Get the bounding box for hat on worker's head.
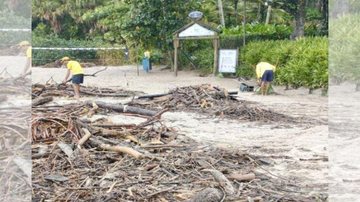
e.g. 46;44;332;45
60;57;70;62
18;41;30;47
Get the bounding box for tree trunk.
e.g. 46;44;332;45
257;2;261;21
234;0;239;24
218;0;226;27
291;0;306;40
316;0;322;11
321;0;328;35
265;5;272;24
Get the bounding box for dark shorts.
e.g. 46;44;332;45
261;70;274;82
72;74;84;84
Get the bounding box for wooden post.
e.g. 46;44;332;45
174;38;179;77
243;0;246;47
265;5;272;24
213;38;219;76
136;46;139;76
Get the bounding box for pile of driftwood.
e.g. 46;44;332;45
130;84;300;123
32;83;139;99
31;101;323;201
0;75;32;201
0;71;31;99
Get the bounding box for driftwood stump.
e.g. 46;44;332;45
32;96;53;106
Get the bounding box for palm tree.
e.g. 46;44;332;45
218;0;226;27
32;0;106;34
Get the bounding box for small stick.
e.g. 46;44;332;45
77;128;92;149
89;137;143;159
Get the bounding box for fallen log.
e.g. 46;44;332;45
86;101;157;117
137;93;170;99
228;173;256;182
89;137;143;159
92;127;128;137
80;90;129;97
188;188;223;202
228;90;238;95
141;144;185;149
32;96;53;106
203;169;235;196
91;123;137;129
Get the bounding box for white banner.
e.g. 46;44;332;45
0;28;31;32
218;49;238;73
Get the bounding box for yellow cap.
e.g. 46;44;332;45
19;41;30;46
60;57;70;62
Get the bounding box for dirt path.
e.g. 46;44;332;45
32;65;329;198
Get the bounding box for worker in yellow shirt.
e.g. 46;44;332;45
256;62;276;95
18;41;31;76
60;57;84;101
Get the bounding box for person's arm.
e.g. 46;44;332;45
256;64;261;79
22;47;31;75
63;69;70;83
22;58;31;75
255;64;262;86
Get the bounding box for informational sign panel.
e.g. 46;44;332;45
218;49;238;73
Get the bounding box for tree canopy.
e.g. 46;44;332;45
32;0;329;49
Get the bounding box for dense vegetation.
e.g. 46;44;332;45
329;13;360;90
0;0;31;48
0;0;334;90
240;37;328;91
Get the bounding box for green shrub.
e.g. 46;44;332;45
194;47;214;74
177;40;214;74
240;37;328;90
221;24;293;41
329;14;360;85
236;63;254;79
0;11;30;48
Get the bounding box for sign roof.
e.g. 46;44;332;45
177;23;217;38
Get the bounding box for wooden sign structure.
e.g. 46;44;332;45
172;21;219;76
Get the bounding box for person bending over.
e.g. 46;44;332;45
60;57;84;101
256;62;276;95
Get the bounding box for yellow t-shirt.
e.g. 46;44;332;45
26;47;31;58
144;51;150;58
67;61;84;75
256;62;276;79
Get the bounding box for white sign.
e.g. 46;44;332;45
218;49;238;73
179;23;216;38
